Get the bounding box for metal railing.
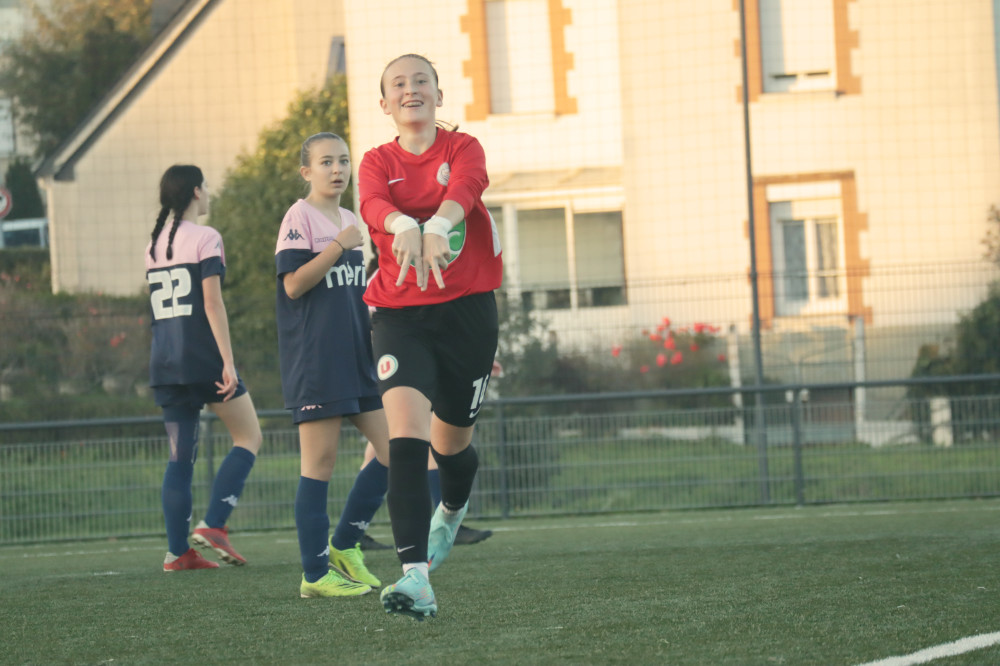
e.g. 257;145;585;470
2;376;1000;545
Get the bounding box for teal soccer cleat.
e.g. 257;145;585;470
380;568;437;621
427;501;468;572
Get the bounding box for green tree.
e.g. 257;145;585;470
0;0;153;157
912;205;1000;398
209;76;351;408
3;158;45;220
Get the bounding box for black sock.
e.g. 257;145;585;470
387;437;431;563
430;445;479;512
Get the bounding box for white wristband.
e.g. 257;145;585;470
389;214;419;235
422;215;454;239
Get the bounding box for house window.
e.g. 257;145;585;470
492;205;626;311
485;0;554;114
461;0;577;120
737;0;860;102
767;183;846;316
574;211;626;307
760;0;835;93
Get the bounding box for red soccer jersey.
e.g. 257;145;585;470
359;130;502;307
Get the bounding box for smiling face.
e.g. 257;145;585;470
300;136;351;199
379;55;443;127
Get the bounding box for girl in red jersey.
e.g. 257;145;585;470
359;54;502;620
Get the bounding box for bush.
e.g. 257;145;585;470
0;257;153;419
908;280;1000;441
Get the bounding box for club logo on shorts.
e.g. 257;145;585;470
377;354;399;380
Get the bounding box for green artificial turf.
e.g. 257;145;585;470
2;500;999;665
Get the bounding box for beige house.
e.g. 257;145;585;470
36;0;344;295
34;0;1000;384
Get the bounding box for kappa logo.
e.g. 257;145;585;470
377;354;399;380
284;228;304;242
349;520;371;531
221;495;239;507
318;544;330;558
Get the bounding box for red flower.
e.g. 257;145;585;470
656;353;667;367
611;345;622;358
690;343;700;352
693;322;706;334
671;352;684;365
662;316;671;328
717;353;727;363
664;336;676;351
649;333;659;342
639;365;650;374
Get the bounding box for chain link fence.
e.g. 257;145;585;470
4;378;1000;545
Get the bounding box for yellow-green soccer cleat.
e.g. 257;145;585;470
380;568;437;621
299;569;372;598
427;501;468;572
330;540;381;587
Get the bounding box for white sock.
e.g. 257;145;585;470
403;562;429;578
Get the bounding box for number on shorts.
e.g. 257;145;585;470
148;268;193;320
469;373;491;412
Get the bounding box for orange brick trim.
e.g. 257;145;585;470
460;0;490;121
734;0;763;103
833;0;861;94
549;0;578;115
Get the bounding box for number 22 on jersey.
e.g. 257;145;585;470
148;267;193;320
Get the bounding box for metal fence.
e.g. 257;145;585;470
2;377;1000;545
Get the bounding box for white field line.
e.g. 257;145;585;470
855;631;1000;666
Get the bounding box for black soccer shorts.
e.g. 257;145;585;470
371;291;498;427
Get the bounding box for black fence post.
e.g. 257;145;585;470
791;389;805;506
497;401;510;519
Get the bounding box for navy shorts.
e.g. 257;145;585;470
292;395;383;425
153;378;248;411
371;291;498;427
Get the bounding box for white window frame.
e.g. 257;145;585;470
492;198;626;311
767;181;847;317
759;0;836;94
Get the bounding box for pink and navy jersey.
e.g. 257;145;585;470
275;200;378;409
144;219;226;387
359;129;503;308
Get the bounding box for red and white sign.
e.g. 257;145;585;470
0;187;11;220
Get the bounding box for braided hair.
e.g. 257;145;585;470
149;165;204;261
